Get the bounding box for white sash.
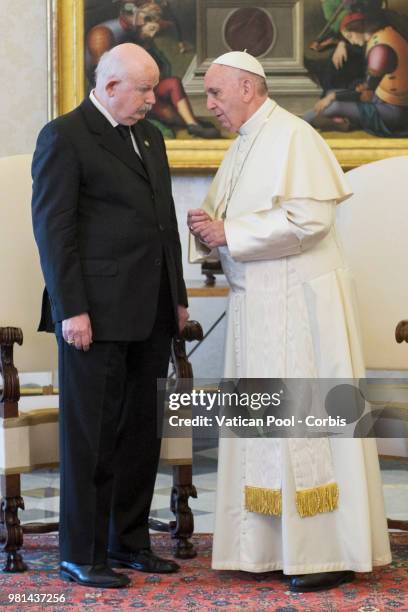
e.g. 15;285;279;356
243;258;339;518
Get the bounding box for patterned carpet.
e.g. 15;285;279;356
0;533;407;611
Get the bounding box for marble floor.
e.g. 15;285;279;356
18;445;408;534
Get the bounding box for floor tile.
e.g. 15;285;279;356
20;509;59;524
195;448;218;461
21;486;59;498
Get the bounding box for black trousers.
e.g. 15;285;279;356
57;273;174;564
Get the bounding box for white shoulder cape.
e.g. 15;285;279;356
189;102;351;262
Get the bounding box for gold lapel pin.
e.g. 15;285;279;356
144;140;150;147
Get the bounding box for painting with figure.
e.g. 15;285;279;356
303;0;408;136
84;0;219;138
84;0;408;139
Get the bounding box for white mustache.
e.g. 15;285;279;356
138;104;153;113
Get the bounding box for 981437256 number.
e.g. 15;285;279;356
8;593;66;603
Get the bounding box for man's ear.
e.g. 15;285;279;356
106;79;119;97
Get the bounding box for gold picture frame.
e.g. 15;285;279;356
50;0;408;171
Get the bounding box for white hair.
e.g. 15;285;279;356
95;49;129;87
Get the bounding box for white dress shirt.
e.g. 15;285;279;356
89;90;142;157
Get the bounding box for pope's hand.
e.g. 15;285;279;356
62;313;93;351
187;208;212;235
197;220;227;248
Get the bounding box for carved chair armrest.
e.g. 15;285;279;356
171;320;204;383
395;321;408;343
0;327;23;418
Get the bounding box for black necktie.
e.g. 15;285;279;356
116;124;133;151
116;124;147;172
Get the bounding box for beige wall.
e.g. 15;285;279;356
0;0;48;157
0;2;57;374
0;154;58;374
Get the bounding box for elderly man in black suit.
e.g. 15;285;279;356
32;43;189;588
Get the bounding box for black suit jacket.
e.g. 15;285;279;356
32;98;187;341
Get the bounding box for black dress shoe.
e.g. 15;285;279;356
290;570;355;592
108;548;180;573
60;561;130;588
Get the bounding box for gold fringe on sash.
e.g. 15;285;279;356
245;485;282;516
245;483;339;518
295;482;339;518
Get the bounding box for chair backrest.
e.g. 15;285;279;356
337;156;408;371
0;154;57;373
337;157;408;457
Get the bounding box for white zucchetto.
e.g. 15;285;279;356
212;51;266;78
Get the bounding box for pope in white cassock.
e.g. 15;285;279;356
188;51;391;592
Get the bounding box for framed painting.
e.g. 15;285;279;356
50;0;408;170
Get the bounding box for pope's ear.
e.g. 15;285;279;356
241;77;255;101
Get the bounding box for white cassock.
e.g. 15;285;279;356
190;98;391;574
